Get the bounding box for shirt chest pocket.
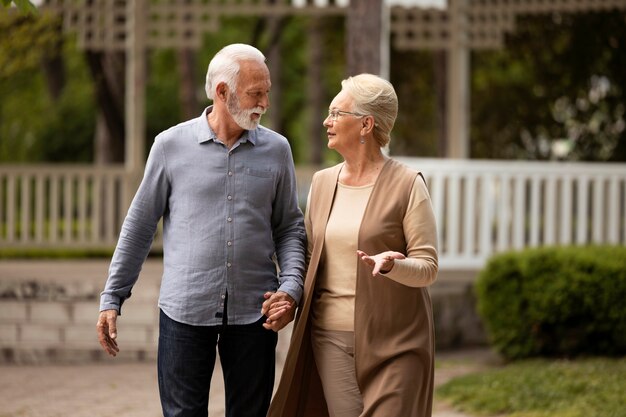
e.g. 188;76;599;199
244;168;275;208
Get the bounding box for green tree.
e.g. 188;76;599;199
0;10;95;163
389;49;439;157
1;0;36;15
470;11;626;161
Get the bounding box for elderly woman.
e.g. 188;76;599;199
267;73;439;417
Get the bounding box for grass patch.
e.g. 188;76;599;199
436;357;626;417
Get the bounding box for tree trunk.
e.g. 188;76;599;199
85;51;125;164
251;14;287;138
40;17;65;102
434;51;447;157
346;0;383;76
266;16;284;135
177;48;200;120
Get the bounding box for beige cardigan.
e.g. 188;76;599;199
268;159;438;417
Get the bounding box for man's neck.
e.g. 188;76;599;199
207;107;245;149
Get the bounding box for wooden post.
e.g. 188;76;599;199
380;2;390;80
446;0;470;159
125;0;147;204
346;0;383;76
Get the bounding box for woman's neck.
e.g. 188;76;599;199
339;151;388;187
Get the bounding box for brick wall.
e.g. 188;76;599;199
0;260;486;363
0;260;162;363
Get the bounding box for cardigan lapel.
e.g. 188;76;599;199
303;163;342;302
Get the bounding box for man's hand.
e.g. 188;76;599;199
261;291;296;332
96;309;120;356
357;250;406;276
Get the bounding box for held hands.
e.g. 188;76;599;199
261;291;296;332
96;309;120;356
357;250;406;276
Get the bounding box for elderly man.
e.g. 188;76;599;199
96;43;306;417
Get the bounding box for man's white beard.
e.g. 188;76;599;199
227;93;265;130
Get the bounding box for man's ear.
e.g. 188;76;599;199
215;82;228;102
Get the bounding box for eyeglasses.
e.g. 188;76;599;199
327;109;367;122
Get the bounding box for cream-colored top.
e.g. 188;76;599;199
311;176;434;331
312;182;373;331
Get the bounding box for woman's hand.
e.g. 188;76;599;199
261;291;296;332
356;250;406;276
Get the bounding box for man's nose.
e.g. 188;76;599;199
259;93;270;109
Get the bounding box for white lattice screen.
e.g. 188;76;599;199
43;0;346;51
44;0;626;51
392;0;626;50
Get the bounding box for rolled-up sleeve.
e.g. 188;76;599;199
270;145;306;304
100;138;170;312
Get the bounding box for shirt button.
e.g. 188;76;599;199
227;195;232;201
227;262;232;268
227;241;232;246
228;171;233;176
221;294;226;299
227;217;232;222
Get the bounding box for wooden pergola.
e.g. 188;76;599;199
43;0;626;171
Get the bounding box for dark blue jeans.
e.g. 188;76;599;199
157;309;278;417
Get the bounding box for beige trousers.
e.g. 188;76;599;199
311;327;364;417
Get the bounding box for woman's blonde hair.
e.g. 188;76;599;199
341;73;398;147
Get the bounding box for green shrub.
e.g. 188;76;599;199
475;245;626;360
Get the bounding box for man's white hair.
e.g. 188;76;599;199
205;44;266;100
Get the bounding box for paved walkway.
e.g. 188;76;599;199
0;347;498;417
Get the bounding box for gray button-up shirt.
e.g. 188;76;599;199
100;107;306;326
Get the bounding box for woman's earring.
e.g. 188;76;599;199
360;137;365;144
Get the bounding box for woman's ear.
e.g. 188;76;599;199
361;115;375;135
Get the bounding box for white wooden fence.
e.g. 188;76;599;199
0;165;130;249
1;159;625;269
397;157;626;269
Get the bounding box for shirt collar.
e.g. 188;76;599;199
197;106;258;146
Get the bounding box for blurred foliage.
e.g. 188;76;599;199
475;246;626;360
437;357;626;417
0;9;625;164
268;16;311;164
0;12;95;162
390;49;439;157
0;0;37;15
0;12;57;79
471;12;626;161
145;48;184;155
145;15;344;164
